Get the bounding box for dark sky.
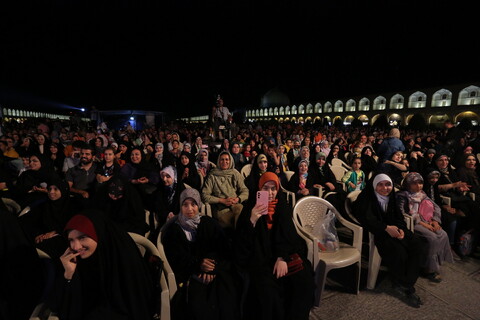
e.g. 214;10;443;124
1;2;478;118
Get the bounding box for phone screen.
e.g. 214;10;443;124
256;191;269;215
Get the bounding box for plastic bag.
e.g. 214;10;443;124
312;211;340;252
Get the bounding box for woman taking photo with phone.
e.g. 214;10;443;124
53;211;154;320
235;172;314;320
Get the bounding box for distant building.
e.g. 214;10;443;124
245;83;480;127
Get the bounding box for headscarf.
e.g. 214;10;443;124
64;214;98;242
402;172;433;222
43;177;72;233
258;172;279;230
196;148;210;170
372;174;392;212
176;189;202;241
161;166;178;204
298;159;309;188
256;154;268;175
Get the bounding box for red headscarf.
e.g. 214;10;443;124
64;214;98;242
258;172;279;229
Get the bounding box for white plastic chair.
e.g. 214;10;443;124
156;217;180;299
344;190;362;224
330;165;349;184
129;233;171;320
284;170;295;182
292;196;362;306
240;164;252;179
332;158;351;170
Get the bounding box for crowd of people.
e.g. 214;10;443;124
1;114;480;318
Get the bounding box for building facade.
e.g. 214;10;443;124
245;83;480;127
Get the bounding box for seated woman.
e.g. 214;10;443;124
54;211;154;320
353;174;424;308
177;151;202;190
152;166;186;231
245;153;272;198
196;148;215;179
14;153;59;209
376;150;409;188
456;153;480;201
94;176;149;236
150;142;174;172
0;200;44;320
287;159;315;200
432;153;479;255
396;172;453;282
120;147;160;208
325;143;347;166
48;142;66;176
342;157;366;193
360;146;378;181
234;172;314;320
19;178;73;259
163;188;239;320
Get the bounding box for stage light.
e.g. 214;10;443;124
130;117;135;121
81;108;85;112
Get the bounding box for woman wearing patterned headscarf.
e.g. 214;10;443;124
396;172;453;282
163;188;239;320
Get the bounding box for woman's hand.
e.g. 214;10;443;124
273;257;288;279
198;273;216;284
431;221;442;231
385;225;401;238
420;221;435;232
250;203;266;226
325;182;336;191
300;188;310;196
35;231;58;244
60;247;80;280
200;258;216;273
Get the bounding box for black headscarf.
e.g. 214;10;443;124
176;151;201;190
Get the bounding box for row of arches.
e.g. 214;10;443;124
246;85;480;118
250;111;480;126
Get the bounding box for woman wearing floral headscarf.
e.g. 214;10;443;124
396;172;453;282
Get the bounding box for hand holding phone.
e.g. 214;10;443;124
256;191;269;215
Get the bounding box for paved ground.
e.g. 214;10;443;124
309;255;480;320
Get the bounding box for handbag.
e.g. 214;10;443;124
285;253;304;276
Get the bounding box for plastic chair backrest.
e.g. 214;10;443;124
332;158;351;169
156;217;179;298
345;190;362;224
293;196;331;235
241;164;252;179
129;233;172;320
284;170;295;182
330;165;348;182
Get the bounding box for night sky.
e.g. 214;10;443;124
0;2;478;119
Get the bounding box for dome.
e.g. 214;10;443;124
261;87;290;108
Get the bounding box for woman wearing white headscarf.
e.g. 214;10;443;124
396;172;453;282
353;173;425;308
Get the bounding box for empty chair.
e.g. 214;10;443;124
293;196;362;306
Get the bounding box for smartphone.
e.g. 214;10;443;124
256;191;269;215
